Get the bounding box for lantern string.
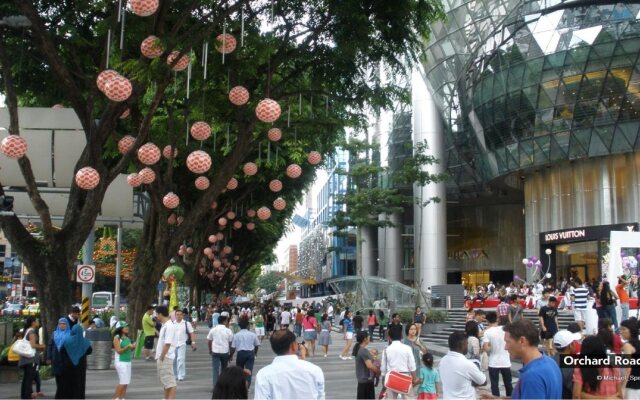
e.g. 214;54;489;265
287;105;291;128
185;121;189;146
186;60;191;99
203;41;209;79
119;7;126;51
275;146;278;164
201;42;206;67
106;28;111;68
117;0;122;22
241;7;245;47
222;22;226;65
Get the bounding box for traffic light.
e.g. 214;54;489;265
0;195;14;212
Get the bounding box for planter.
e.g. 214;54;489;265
421;323;449;335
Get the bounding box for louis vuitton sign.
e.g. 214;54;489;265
540;223;639;245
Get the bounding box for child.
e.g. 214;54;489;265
466;308;475;322
417;352;440;400
368;348;382;386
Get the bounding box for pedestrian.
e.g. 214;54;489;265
317;313;332;357
482;312;513;397
378;310;387;341
387;312;403;343
326;303;334;326
600;281;620;331
496;297;509;325
211;366;249;399
339;310;354;360
503;319;562;399
573;336;622;398
207;314;234;387
572;279;589;330
353;311;364;334
142;305;157;362
254;311;265;342
230;308;240;333
47;318;70;399
294;307;304;337
380;324;418;398
617;277;631;323
62;324;93;399
353;331;380;399
597;318;623;354
367;310;377;341
464;321;481;361
112;321;135;400
538;296;559;355
155;305;178;400
551;330;581;399
265;309;276;338
19;316;45;400
231;318;260;387
280;307;292;330
254;330;325;399
416;353;440;400
621;318;640;399
64;306;80;329
302;309;319;357
413;306;425;334
403;322;427;367
439;331;486;400
173;308;196;381
473;310;486;337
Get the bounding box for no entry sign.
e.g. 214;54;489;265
76;264;95;283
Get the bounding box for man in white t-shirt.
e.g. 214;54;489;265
173;308;196;381
439;331;486;400
482;311;512;397
207;315;234;387
280;308;292;330
155;305;178;399
326;304;334;326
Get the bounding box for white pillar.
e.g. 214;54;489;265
412;69;447;290
384;212;403;282
361;226;375;277
377;216;387;278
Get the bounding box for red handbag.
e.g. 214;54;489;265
384;371;412;395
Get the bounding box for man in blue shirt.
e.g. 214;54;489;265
503;319;562;399
231;318;260;386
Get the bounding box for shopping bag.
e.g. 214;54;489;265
133;330;145;359
384;371;412;395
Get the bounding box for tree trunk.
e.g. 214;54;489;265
356;225;363;307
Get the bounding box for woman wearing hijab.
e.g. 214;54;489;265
47;318;71;399
62;324;92;399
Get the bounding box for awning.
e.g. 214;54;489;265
272;271;319;285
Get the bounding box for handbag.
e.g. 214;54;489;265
383;349;412;395
480;351;489;371
12;339;35;358
185;321;192;345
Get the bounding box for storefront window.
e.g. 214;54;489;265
555;241;599;283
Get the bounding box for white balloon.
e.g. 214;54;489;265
522;258;529;265
545;273;552;278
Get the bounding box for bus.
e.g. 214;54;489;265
92;291;113;310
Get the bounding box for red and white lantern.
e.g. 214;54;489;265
308;151;322;165
120;108;130;119
127;173;142;187
186;150;212;174
286;164;302;179
257;207;271;220
168;214;177;225
128;0;159;16
233;221;242;230
246;222;256;231
75;167;100;190
229;86;249;106
269;179;283;192
216;232;224;240
162;145;178;159
218;217;228;226
210;201;218;210
234;255;240;261
186;247;193;254
267;128;282;142
104;76;132;102
139;167;156;184
204;247;213;256
243;162;258;176
167;51;190;71
117;135;135;154
223;245;232;254
163;192;180;209
190;121;211;141
96;70;120;92
140;35;163;59
195;176;210;190
208;235;218;244
255;99;281;123
226;178;238;190
230;265;237;271
246;209;256;218
226;211;236;220
273;197;286;210
0;135;27;159
215;34;237;54
137;143;161;165
213;260;222;268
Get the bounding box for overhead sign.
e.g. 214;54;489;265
540;223;639;245
76;264;95;283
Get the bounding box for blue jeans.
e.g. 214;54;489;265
211;352;229;387
235;350;256;386
621;302;630;323
368;326;375;341
603;305;619;330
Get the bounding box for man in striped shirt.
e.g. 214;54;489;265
572;279;590;330
496;297;510;325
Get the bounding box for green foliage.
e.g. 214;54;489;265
426;309;447;323
252;272;284;294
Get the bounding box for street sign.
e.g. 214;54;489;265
157;282;166;291
76;264;96;283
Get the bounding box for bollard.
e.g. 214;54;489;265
81;296;90;326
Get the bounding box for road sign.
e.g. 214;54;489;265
76;264;96;283
157;282;166;291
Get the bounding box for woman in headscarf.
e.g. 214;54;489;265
62;324;92;399
47;318;71;399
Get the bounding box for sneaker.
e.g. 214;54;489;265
339;355;346;360
347;356;353;360
324;354;327;358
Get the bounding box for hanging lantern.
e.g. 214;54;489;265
139;167;156;184
308;151;322;165
216;232;224;240
243;162;257;176
211;201;218;209
223;245;232;254
233;255;240;261
203;247;213;256
140;35;163;59
246;209;256;218
213;260;222;268
120;108;130;119
218;217;228;226
162;145;178;159
215;33;237;54
226;211;236;220
255;99;281;123
137;143;161;165
267;128;282;142
75;167;100;190
0;135;28;159
96;70;120;92
257;207;271;220
226;178;238;190
273;197;286;210
166;51;190;71
117;135;135;154
208;235;218;244
186;247;194;254
190;121;211;141
186;150;212;174
168;214;177;225
127;173;142;187
177;216;184;225
269;179;283;192
286;164;302;179
128;0;159;16
247;222;256;230
230;265;237;271
233;221;242;230
104;76;133;102
163;192;180;209
178;248;185;256
229;86;249;106
195;176;210;190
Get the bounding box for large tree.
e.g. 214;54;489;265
0;0;445;335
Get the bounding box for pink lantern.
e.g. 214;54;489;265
186;247;193;254
75;167;100;190
273;197;286;210
223;246;232;254
0;135;28;159
247;209;256;218
128;0;159;16
120;108;130;119
208;235;218;244
104;76;133;102
180;245;186;252
177;216;184;225
96;70;120;92
117;135;135;154
210;201;218;209
139;167;156;184
163;192;180;209
218;217;228;226
243;162;258;176
204;248;213;256
166;51;190;71
257;206;271;220
127;173;142;187
216;232;224;240
256;99;281;123
195;176;210;190
267;128;282;142
207;253;215;260
269;179;283;192
213;260;222;268
230;265;237;271
168;214;177;225
226;211;236;220
234;255;240;261
138;143;161;165
186;150;212;174
226;178;238;190
233;221;242;230
178;248;185;256
140;35;163;59
190;121;211;141
286;164;302;179
246;222;255;231
162;145;178;159
229;86;249;106
308;151;322;165
215;34;237;54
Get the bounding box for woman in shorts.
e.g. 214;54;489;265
302;309;318;357
339;311;354;360
113;321;135;400
318;313;332;357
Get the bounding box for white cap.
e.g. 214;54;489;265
553;330;581;348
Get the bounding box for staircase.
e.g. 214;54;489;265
422;308;575;346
